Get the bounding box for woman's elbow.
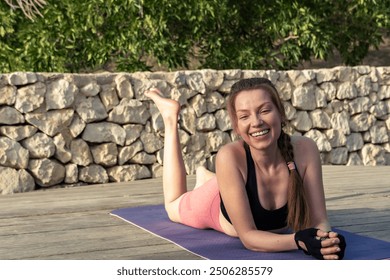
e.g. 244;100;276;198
240;238;272;253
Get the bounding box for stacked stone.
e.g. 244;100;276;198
281;66;390;166
0;67;389;194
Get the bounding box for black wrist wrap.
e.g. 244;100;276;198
336;233;346;260
294;228;323;260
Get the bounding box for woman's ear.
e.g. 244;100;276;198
231;125;242;140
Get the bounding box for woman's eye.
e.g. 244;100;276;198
261;108;271;114
238;115;248;120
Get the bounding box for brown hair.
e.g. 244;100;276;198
227;77;310;231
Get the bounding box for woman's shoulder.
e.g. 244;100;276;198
216;140;247;184
291;135;321;168
218;139;244;153
217;140;246;162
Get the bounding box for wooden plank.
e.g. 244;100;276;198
0;211;117;236
0;216;175;259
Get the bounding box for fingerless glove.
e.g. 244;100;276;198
294;228;323;259
335;233;346;260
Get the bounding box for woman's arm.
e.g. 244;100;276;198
292;136;330;231
216;142;297;252
293;136;345;259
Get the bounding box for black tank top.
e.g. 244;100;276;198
220;143;288;231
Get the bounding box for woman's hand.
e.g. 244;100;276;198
294;228;346;260
318;230;346;260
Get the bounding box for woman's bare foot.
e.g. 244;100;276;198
145;88;180;126
195;166;216;188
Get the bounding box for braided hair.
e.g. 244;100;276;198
227;77;310;231
278;131;310;231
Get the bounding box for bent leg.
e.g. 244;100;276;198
145;88;186;222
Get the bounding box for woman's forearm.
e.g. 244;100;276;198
240;230;298;252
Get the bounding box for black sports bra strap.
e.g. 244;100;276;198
243;142;257;186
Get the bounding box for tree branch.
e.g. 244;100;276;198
273;34;299;48
4;0;47;21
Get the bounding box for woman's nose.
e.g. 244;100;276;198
251;115;263;126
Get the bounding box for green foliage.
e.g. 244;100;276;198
0;0;389;72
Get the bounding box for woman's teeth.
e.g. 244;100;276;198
251;129;270;137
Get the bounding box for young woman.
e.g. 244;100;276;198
145;77;346;260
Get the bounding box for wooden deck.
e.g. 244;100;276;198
0;166;389;260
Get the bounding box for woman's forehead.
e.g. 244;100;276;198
234;88;273;109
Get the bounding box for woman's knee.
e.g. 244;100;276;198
165;201;181;223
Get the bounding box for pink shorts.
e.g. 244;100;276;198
178;176;223;232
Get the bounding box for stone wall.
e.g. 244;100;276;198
0;67;389;194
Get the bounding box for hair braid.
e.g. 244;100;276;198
278;131;310;232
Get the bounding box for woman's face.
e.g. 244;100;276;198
234;88;283;151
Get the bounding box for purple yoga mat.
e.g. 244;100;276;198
111;204;390;260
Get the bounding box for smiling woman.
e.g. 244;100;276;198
222;78;307;233
145;77;346;260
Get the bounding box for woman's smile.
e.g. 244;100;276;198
250;129;270;137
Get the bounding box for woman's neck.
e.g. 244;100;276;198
248;142;284;171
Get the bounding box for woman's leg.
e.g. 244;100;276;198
145;88;186;222
195;166;216;189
